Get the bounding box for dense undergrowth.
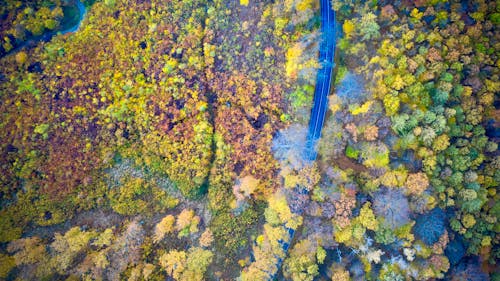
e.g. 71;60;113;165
0;0;319;279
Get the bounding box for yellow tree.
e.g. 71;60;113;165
154;215;175;243
175;209;200;238
7;237;47;266
199;229;214;247
49;227;97;273
160;250;187;280
405;172;429;195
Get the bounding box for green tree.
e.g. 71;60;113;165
358;12;380;41
283;240;321;281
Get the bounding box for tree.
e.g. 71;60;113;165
199;229;214;247
379;169;408;188
358;12;380;41
272;124;308;169
175;209;200;238
266;190;297;228
360;141;389;168
160;250;187;280
461;214;476;229
445;238;465;266
433;134;450;152
345;123;358;142
383;93;400;116
373;188;410;229
413;208;446;245
335;73;366;104
357;203;379;231
49;227;97;273
391;113;418;137
330;265;351;281
154;215;175;243
240;262;272;281
106;220;145;280
449;257;489;281
333;194;356;228
0;254;15;278
233;176;260;199
405;172;429;195
364;125;378;141
343;20;355;39
182;248;213;281
283;240;321;281
160;238;213;281
365;249;384;264
15;51;28;65
93;228;114;249
109;177;178;216
420;127;437;147
286;42;305;79
7;237;47;265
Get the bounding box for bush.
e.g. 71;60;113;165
346;145;359;159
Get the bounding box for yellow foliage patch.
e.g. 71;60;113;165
351;101;373;115
296;0;314;12
334;223;353;243
286;43;303;79
343;20;355;39
357;203;379;231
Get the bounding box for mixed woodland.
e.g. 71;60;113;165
0;0;498;280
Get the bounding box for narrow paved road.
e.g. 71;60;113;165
267;0;337;279
304;0;336;161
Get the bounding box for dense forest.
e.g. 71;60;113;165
0;0;498;280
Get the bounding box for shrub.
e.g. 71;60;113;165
346;145;359;159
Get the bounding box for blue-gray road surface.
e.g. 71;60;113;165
304;0;337;161
267;0;337;279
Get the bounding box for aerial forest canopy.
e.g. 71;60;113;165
0;0;498;280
